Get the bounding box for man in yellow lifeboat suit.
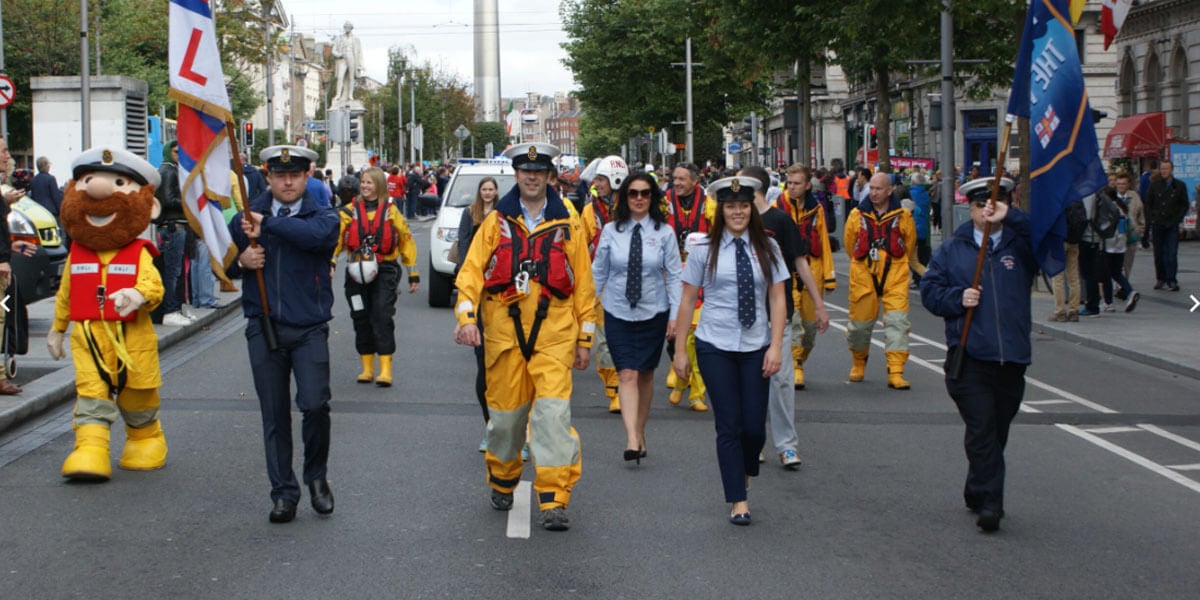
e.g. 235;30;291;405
774;164;836;389
662;163;712;411
579;155;628;413
844;172;925;389
47;147;167;481
453;142;594;532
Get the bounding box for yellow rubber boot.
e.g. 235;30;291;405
794;358;806;390
886;351;911;390
689;398;709;412
375;355;393;387
356;354;375;384
119;421;168;470
62;424;112;481
598;367;620;413
849;350;869;382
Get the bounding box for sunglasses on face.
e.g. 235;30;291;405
627;188;653;198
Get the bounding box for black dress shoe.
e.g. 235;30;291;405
976;509;1002;533
269;499;297;523
309;480;335;515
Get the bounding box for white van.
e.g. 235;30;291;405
427;159;516;307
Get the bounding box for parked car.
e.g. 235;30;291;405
426;159;515;307
4;185;67;361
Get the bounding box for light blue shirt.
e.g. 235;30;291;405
520;199;547;231
592;216;682;322
972;227;1002;249
271;199;299;217
682;230;788;352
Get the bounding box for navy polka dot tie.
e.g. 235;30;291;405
625;223;642;308
277;206;291;217
735;238;755;328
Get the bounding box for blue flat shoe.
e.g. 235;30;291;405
729;512;751;526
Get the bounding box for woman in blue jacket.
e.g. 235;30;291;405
919;177;1035;534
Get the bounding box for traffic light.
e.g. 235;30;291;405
349;118;360;143
869;126;877;149
741;116;754;143
1091;109;1108;124
243;121;254;148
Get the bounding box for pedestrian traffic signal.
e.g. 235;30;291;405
243;121;254;148
869;126;877;149
741;116;754;143
349;119;360;142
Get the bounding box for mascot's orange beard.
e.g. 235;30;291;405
60;183;158;252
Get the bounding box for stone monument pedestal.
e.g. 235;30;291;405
325;100;369;179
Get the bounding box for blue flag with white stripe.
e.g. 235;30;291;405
1006;0;1106;277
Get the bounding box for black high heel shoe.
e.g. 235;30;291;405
623;449;640;465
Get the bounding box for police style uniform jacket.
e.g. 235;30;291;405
230;189;340;326
920;209;1035;365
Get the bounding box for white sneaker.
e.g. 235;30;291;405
1102;303;1116;313
162;312;193;327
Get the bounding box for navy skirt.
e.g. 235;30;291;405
604;310;669;372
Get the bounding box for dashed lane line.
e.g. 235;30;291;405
506;480;532;539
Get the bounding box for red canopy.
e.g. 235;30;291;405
1104;112;1167;159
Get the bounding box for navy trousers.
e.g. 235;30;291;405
695;339;769;503
247;319;332;503
944;350;1026;513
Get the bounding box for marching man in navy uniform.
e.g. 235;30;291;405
230;145;340;523
453;142;595;532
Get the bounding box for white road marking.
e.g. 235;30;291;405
1166;464;1200;471
1057;424;1200;495
1019;404;1042;414
1025;399;1072;405
1080;426;1142;434
506;480;532;539
1138;424;1200;454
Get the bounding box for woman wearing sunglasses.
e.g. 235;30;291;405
591;171;682;465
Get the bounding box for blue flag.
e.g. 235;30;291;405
1007;0;1106;277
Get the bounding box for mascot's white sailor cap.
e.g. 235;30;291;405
260;145;319;173
71;147;161;188
504;142;560;171
960;177;1015;204
708;175;761;203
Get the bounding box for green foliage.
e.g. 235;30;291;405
561;0;768;165
470;122;508;157
0;0;266;153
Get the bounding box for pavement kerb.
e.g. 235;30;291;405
1032;316;1200;381
0;299;243;435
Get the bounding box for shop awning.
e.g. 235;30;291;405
1103;112;1167;159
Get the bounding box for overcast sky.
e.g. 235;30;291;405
279;0;577;98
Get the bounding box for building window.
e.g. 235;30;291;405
1119;55;1136;116
1170;46;1190;139
1145;51;1162;113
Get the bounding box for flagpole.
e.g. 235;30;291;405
225;120;279;351
947;116;1012;380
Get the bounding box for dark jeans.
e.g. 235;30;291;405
945;350;1026;513
695;338;769;504
158;225;187;314
1102;251;1132;304
1077;241;1102;311
1151;224;1179;284
405;195;418;219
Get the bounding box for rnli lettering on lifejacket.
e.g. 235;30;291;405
484;217;575;302
68;240;157;322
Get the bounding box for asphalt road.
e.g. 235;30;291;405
1;218;1198;599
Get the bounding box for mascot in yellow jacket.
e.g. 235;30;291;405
47;147;166;481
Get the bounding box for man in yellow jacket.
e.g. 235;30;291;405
579;155;628;413
775;164;836;389
453;142;595;532
844;172;924;389
47;147;167;481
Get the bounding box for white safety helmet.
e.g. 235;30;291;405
346;256;379;284
595;155;629;189
645;163;655;173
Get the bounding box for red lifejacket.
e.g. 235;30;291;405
68;240;158;322
587;195;613;257
666;187;709;257
483;217;575;303
852;209;907;261
342;199;398;256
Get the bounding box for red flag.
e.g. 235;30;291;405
1101;0;1132;51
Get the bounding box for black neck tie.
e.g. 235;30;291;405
625;223;642;308
735;238;755;328
277;206;291;217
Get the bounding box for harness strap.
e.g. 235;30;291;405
509;294;551;362
82;321;129;398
